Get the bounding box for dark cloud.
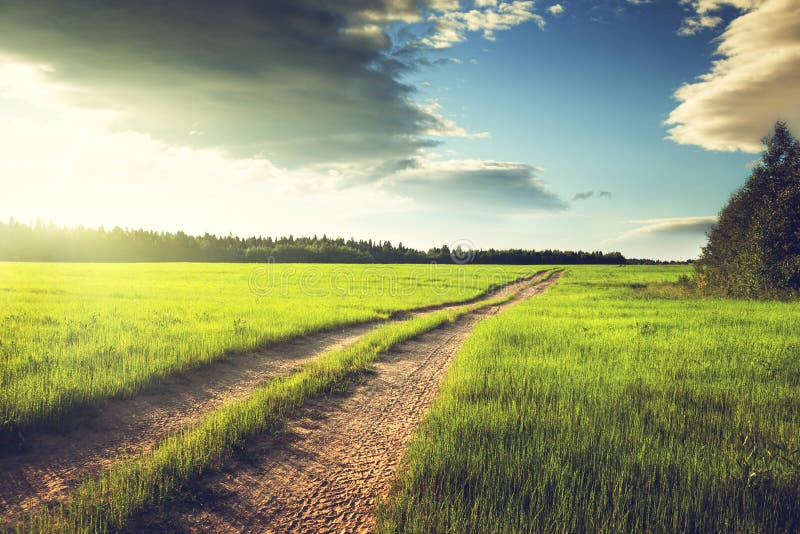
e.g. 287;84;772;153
572;190;611;201
0;0;452;166
368;157;420;181
386;160;568;212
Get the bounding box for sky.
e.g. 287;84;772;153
0;0;798;260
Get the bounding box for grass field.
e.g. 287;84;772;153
379;266;800;532
0;262;538;435
20;274;544;533
6;263;799;532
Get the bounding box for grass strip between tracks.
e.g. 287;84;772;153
19;271;554;533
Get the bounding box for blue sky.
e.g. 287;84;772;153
0;0;797;259
401;0;758;258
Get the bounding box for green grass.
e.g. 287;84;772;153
19;278;539;533
0;262;538;435
378;266;800;533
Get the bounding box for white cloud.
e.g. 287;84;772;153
421;1;545;49
666;0;800;152
677;0;761;34
677;13;724;35
548;4;565;15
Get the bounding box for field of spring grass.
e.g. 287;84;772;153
379;266;800;532
0;262;538;436
18;274;543;532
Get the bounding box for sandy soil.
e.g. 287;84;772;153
0;271;547;523
135;272;561;533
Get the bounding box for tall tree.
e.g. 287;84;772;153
696;122;800;297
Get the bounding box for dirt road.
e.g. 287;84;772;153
138;272;561;533
0;272;548;522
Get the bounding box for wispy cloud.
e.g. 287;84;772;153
602;216;717;260
612;216;718;241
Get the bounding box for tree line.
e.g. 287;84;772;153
0;221;627;264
